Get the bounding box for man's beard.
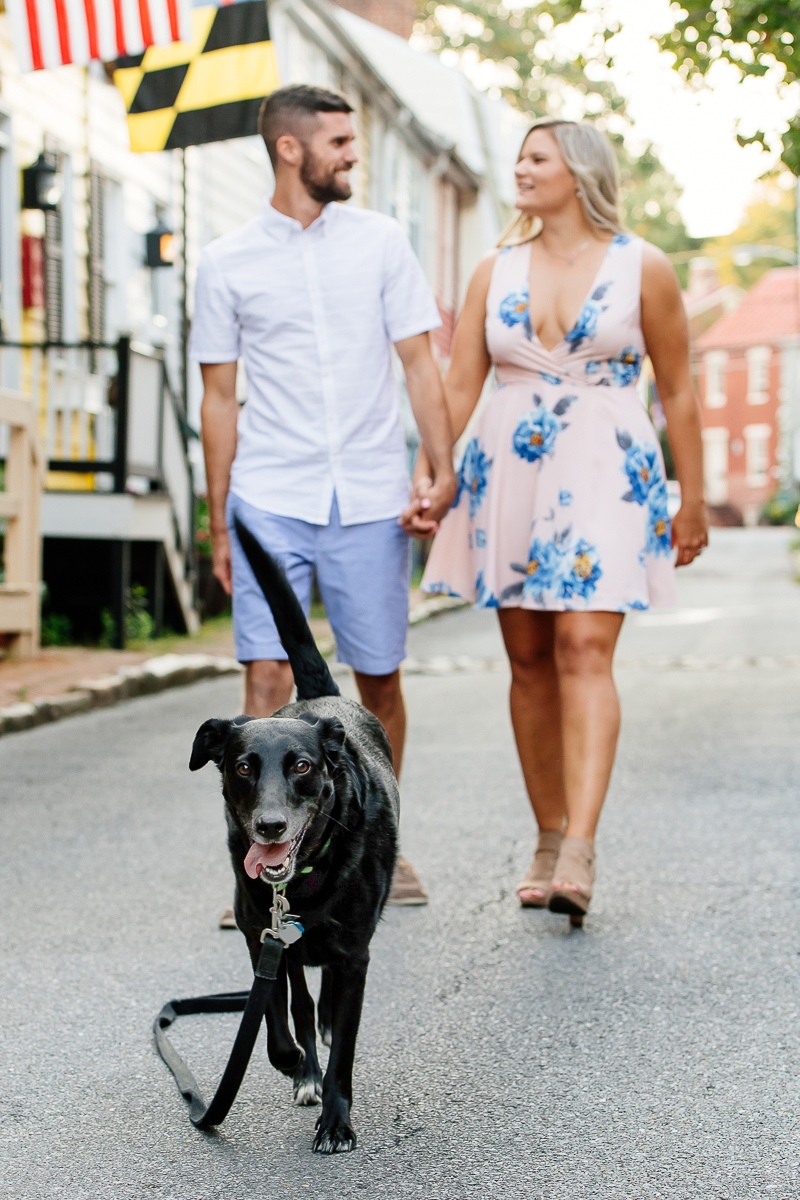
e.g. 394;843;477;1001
300;148;352;204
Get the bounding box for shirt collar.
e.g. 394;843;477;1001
261;198;335;243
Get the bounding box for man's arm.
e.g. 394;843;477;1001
394;332;458;537
200;361;239;593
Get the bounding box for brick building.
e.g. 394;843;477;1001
694;267;800;525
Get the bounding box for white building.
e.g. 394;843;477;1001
0;0;523;643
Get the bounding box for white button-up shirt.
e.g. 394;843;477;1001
190;200;442;526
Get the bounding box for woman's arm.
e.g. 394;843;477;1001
401;253;495;536
640;243;708;567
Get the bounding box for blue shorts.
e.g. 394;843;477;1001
227;491;411;676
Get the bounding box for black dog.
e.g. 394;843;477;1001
189;518;398;1153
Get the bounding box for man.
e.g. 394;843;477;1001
191;84;457;910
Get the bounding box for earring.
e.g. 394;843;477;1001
576;189;583;197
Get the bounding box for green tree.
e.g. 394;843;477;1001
621;2;800;171
414;1;699;252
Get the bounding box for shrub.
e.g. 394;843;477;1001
41;613;73;646
760;489;800;526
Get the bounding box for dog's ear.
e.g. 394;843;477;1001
297;712;346;770
190;718;237;771
318;716;346;771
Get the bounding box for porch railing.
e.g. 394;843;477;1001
0;338;197;649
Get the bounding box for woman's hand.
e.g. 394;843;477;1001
399;472;458;538
671;499;708;567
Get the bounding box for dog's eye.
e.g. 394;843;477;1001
294;760;310;775
236;761;251;777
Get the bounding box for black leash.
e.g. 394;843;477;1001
154;888;303;1130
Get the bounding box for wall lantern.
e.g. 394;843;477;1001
146;220;175;268
22;152;63;211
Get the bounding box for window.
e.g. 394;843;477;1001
704;350;727;408
744;423;771;486
746;345;771;405
702;427;729;504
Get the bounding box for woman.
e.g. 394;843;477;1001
407;117;708;922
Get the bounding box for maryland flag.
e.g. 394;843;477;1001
113;0;278;152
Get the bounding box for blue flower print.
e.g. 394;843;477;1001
627;599;648;611
512;394;573;464
425;581;461;597
510;527;602;604
475;570;499;608
519;537;564;601
559;490;572;507
564;282;611;354
616;430;661;505
476;529;486;548
585;360;602;377
539;371;563;386
608;346;642;388
560;538;603;601
499;289;530;332
458;437;493;517
611;233;631;247
647;482;671;557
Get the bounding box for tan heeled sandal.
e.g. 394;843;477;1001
548;836;595;926
516;829;564;908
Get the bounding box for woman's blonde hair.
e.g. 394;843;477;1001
498;116;625;247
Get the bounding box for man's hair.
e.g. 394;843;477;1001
258;85;354;167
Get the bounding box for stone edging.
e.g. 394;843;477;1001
0;597;471;740
0;653;243;738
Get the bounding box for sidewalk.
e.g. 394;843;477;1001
0;588;461;709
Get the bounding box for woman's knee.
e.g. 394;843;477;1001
554;628;615;677
507;643;556;687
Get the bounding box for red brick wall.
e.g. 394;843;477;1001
697;346;780;520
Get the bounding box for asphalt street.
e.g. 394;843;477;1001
2;527;800;1199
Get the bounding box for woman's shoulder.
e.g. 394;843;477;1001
639;238;672;270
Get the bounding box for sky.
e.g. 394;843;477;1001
557;0;799;238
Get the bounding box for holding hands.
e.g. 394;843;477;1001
399;466;458;539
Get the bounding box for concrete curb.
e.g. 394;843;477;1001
0;597;472;740
0;653;243;739
408;595;468;625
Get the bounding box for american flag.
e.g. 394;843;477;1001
7;0;193;72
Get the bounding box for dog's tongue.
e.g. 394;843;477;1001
244;841;291;879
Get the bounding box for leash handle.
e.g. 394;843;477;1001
154;936;284;1130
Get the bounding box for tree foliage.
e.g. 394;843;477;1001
631;2;800;171
414;1;699;253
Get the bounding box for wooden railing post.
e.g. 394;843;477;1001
0;387;43;658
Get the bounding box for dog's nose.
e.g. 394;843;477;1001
254;816;288;840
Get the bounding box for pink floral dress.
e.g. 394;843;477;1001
421;235;676;612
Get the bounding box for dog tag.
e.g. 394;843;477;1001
277;920;303;946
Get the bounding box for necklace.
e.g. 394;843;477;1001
542;237;592;266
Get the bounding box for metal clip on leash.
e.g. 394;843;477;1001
154;885;304;1130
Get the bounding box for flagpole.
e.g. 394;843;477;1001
180;146;188;415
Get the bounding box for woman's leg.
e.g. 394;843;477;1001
498;609;566;833
552;611;624;840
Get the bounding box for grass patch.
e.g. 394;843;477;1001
124;613;235;656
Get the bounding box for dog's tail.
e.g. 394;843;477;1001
233;516;340;701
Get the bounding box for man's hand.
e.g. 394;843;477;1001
399;471;458;539
212;525;233;594
671;499;708;567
